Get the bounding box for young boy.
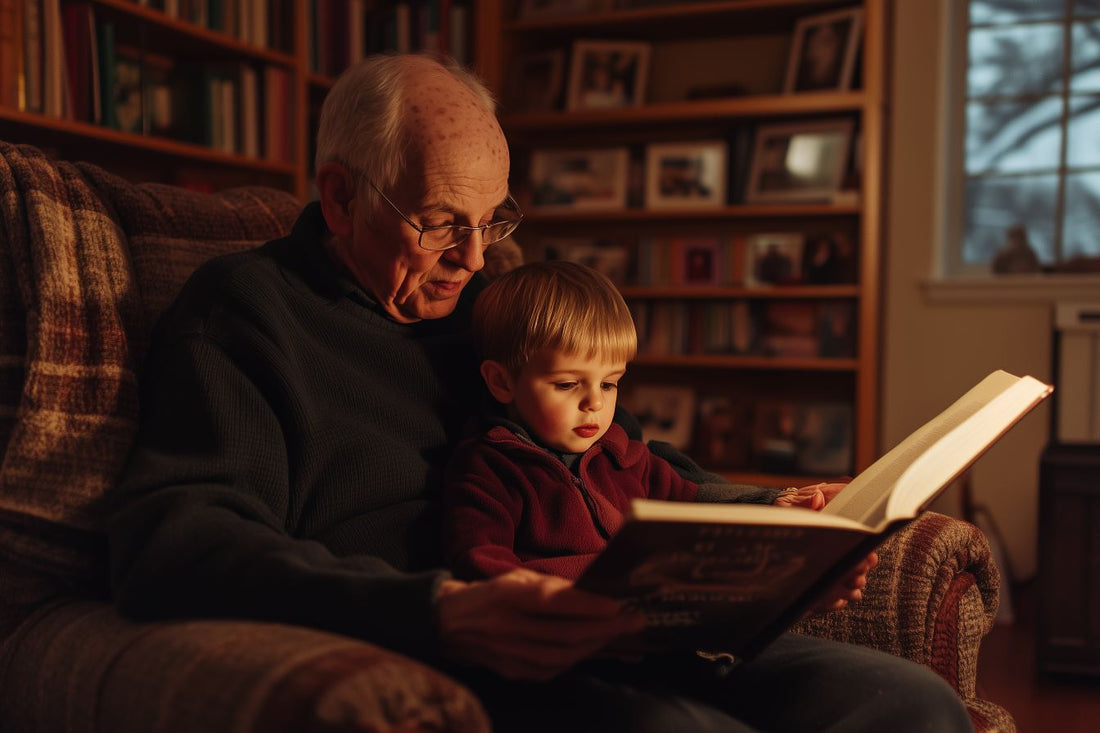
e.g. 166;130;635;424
443;260;832;581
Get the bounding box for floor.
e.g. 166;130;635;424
975;582;1100;732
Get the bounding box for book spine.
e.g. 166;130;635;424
95;20;114;127
0;0;22;108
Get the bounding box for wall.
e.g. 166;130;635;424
884;0;1053;581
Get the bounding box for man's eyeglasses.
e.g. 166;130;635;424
370;182;523;252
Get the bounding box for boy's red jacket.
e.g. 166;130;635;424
443;422;699;581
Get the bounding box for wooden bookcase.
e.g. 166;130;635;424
0;0;312;197
476;0;886;487
0;0;475;200
1;0;886;487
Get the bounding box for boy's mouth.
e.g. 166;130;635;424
574;424;599;438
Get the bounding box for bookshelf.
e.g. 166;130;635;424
477;0;886;487
0;0;472;199
0;0;885;487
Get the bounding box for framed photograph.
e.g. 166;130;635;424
645;141;728;209
744;232;804;286
623;384;697;451
784;8;864;93
745;119;854;203
529;147;630;211
693;395;752;469
509;50;565;112
795;402;854;476
566;40;651;111
801;231;857;284
543;237;632;286
674;237;721;286
817;301;858;358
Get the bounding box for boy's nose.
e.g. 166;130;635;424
582;390;603;411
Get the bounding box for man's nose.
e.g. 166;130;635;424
444;230;486;272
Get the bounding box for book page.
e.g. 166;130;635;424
822;371;1046;527
885;376;1052;521
630;498;869;532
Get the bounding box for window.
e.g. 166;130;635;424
946;0;1100;276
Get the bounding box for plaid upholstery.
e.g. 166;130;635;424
0;141;299;589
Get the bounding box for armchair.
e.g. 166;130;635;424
0;142;1013;732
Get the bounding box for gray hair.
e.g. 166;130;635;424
314;54;497;209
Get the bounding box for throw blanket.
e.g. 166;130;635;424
0;141;298;592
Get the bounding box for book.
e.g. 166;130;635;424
575;370;1052;659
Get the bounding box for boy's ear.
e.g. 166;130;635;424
480;360;515;404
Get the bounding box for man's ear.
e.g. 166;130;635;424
480;360;515;404
316;162;355;238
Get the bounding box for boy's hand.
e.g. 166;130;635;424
773;481;850;510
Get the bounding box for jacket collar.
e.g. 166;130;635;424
483;419;632;469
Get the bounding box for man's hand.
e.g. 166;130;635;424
806;552;878;616
435;568;647;680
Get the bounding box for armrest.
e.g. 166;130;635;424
791;511;1014;732
0;598;489;733
794;511;999;691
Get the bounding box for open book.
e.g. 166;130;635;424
574;370;1052;659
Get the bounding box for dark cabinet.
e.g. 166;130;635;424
1036;443;1100;677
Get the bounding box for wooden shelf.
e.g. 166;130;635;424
620;285;860;299
507;0;853;37
522;201;860;222
504;91;865;130
0;108;297;176
632;354;859;371
91;0;297;67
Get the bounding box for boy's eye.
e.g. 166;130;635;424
554;382;577;390
601;382;618;391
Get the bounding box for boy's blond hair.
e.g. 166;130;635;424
473;260;637;374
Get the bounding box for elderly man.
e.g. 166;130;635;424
109;54;972;732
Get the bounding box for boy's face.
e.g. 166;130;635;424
486;349;627;454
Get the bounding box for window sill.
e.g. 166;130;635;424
921;274;1100;304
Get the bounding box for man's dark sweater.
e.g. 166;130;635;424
109;202;483;660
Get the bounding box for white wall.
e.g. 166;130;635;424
884;0;1053;580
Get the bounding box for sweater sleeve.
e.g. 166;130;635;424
108;330;447;661
646;439;782;505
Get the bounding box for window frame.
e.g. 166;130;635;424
937;0;1100;286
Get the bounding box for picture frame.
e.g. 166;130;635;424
783;8;864;93
674;237;722;286
529;147;630;211
744;232;804;287
801;231;857;284
542;237;632;286
623;384;697;451
566;40;651;111
744;119;854;203
693;395;752;469
644;141;728;209
509;50;566;112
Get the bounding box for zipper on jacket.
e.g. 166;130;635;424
572;473;613;541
